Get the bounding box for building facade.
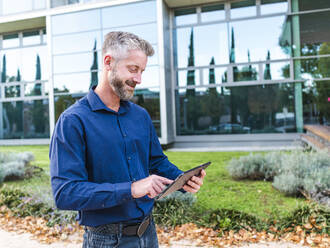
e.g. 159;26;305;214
0;0;329;147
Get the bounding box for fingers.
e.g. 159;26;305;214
131;175;173;199
183;171;206;193
200;169;206;179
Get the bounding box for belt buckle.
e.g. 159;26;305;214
137;216;150;237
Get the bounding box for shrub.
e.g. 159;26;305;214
0;186;76;227
228;151;282;181
228;150;330;206
153;191;196;227
0;151;40;183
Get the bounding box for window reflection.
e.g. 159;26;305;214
55;94;82;122
25;83;43;96
102;1;156;29
132;88;161;136
2;0;32;15
103;23;158;45
176;24;228;68
261;0;288;15
175;8;197;26
54;72;96;94
0;46;47;85
303;81;330;125
23;30;41;46
52;9;100;35
139;65;159;89
0;100;49;139
298;11;330;56
53;51;101;74
298;0;330;11
230;16;289;63
201;4;225;22
177;69;200;87
3;34;19;48
175;83;297;135
53;31;102;55
202;66;228;85
231;0;256;19
299;57;330;80
263;61;290;80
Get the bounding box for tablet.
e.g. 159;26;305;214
155;162;211;200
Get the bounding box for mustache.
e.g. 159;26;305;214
125;80;136;88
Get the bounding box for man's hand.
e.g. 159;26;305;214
183;169;206;193
131;175;173;199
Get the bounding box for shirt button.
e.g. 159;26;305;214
123;133;127;137
128;156;131;160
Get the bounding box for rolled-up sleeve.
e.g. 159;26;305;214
49;114;132;211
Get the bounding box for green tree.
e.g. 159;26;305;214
90;39;98;89
32;54;46;135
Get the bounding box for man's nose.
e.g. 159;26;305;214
133;73;142;84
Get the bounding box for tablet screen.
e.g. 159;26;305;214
155;162;211;200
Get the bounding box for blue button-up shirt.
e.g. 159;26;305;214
49;89;183;227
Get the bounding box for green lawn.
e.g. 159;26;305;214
0;145;307;220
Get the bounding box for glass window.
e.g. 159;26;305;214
1;50;20;82
175;83;296;135
2;0;33;15
5;84;21;98
175;8;197;26
201;4;225;22
299;57;330;80
263;61;291;80
21;46;48;81
132;88;161;136
52;9;101;35
202;67;228;85
147;45;158;66
54;94;82;122
303;80;330;125
53;51;101;74
0;100;49;139
229;16;290;63
51;0;67;7
176;24;229;68
24;83;43;96
103;23;158;45
1;45;47;83
3;34;19;48
233;64;259;82
42;29;47;44
102;1;156;29
298;0;330;11
298;11;330;56
54;72;96;94
53;31;102;55
34;0;47;10
139;65;159;89
23;30;40;46
231;0;256;19
177;69;201;87
261;0;288;15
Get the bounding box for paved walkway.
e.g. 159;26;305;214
0;228;310;248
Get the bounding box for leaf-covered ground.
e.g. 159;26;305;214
0;206;328;248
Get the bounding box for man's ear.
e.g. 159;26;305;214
104;55;113;71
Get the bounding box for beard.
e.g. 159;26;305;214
108;69;136;101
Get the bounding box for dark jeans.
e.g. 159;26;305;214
82;220;159;248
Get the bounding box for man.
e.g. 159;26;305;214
50;31;206;248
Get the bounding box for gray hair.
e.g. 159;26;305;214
102;31;154;60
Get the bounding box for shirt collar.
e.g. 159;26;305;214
87;87;130;115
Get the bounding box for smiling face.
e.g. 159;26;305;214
107;49;147;101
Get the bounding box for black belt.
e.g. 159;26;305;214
86;215;151;237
